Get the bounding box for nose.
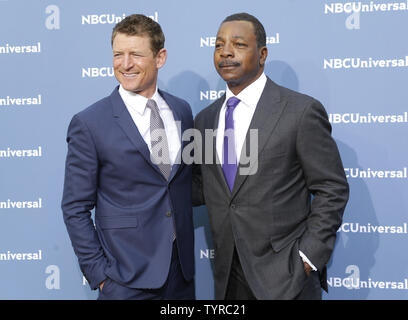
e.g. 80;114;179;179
220;42;233;58
122;54;133;70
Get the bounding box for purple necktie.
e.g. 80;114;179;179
222;96;240;192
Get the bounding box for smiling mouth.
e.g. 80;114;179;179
121;72;139;78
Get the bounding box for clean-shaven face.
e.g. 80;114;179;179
112;32;166;98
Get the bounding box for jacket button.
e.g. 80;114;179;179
165;211;172;217
230;204;236;209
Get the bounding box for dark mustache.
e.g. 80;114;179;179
218;61;240;68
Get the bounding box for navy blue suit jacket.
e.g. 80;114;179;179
61;86;195;290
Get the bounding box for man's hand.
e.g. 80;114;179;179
99;280;106;291
303;261;312;277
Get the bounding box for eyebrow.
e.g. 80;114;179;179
216;35;246;41
113;49;144;54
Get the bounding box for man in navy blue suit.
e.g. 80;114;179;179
61;14;195;300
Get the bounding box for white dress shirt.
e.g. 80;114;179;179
216;72;317;272
118;85;181;166
216;73;267;164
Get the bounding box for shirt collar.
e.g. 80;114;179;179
225;72;267;109
118;85;160;115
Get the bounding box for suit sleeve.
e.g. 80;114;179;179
61;114;107;290
296;100;349;271
192;163;204;206
192;115;205;206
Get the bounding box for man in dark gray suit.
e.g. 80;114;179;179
193;13;349;300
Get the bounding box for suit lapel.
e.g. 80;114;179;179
110;86;165;179
208;95;232;195
159;89;183;182
231;78;287;198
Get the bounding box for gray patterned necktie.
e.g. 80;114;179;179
147;99;176;240
146;99;172;180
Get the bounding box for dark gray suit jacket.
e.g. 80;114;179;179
193;77;349;299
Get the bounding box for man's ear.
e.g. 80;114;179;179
156;48;167;69
259;46;268;67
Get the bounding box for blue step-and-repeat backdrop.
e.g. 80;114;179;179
1;0;407;300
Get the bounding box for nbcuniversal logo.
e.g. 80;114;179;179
328;265;408;290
